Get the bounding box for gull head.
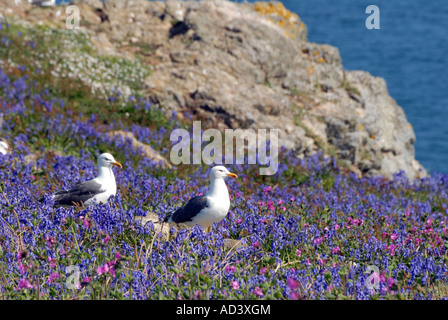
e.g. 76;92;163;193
209;165;238;180
98;153;122;169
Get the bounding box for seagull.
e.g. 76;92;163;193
46;153;122;207
165;166;238;231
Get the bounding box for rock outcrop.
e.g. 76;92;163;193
0;0;426;179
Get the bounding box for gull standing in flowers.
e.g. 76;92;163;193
43;153;122;206
165;166;238;231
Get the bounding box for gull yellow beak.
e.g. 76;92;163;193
227;172;238;178
112;161;123;169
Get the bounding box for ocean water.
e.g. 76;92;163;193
55;0;448;173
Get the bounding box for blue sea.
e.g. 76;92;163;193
56;0;448;174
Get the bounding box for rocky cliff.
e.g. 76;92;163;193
0;0;426;179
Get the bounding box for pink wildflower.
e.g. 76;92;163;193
83;218;91;229
96;266;105;275
109;266;116;277
103;235;111;245
193;290;202;299
17;278;33;290
387;277;395;289
290;291;300;300
225;265;236;273
388;244;396;256
263;186;272;194
253;287;263;297
287;278;299;290
18;262;26;274
48;272;60;283
332;246;341;254
45;235;55;248
48;257;56;268
380;271;386;283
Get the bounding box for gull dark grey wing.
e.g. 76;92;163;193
166;196;208;223
53;180;103;206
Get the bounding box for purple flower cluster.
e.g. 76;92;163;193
1;21;448;300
